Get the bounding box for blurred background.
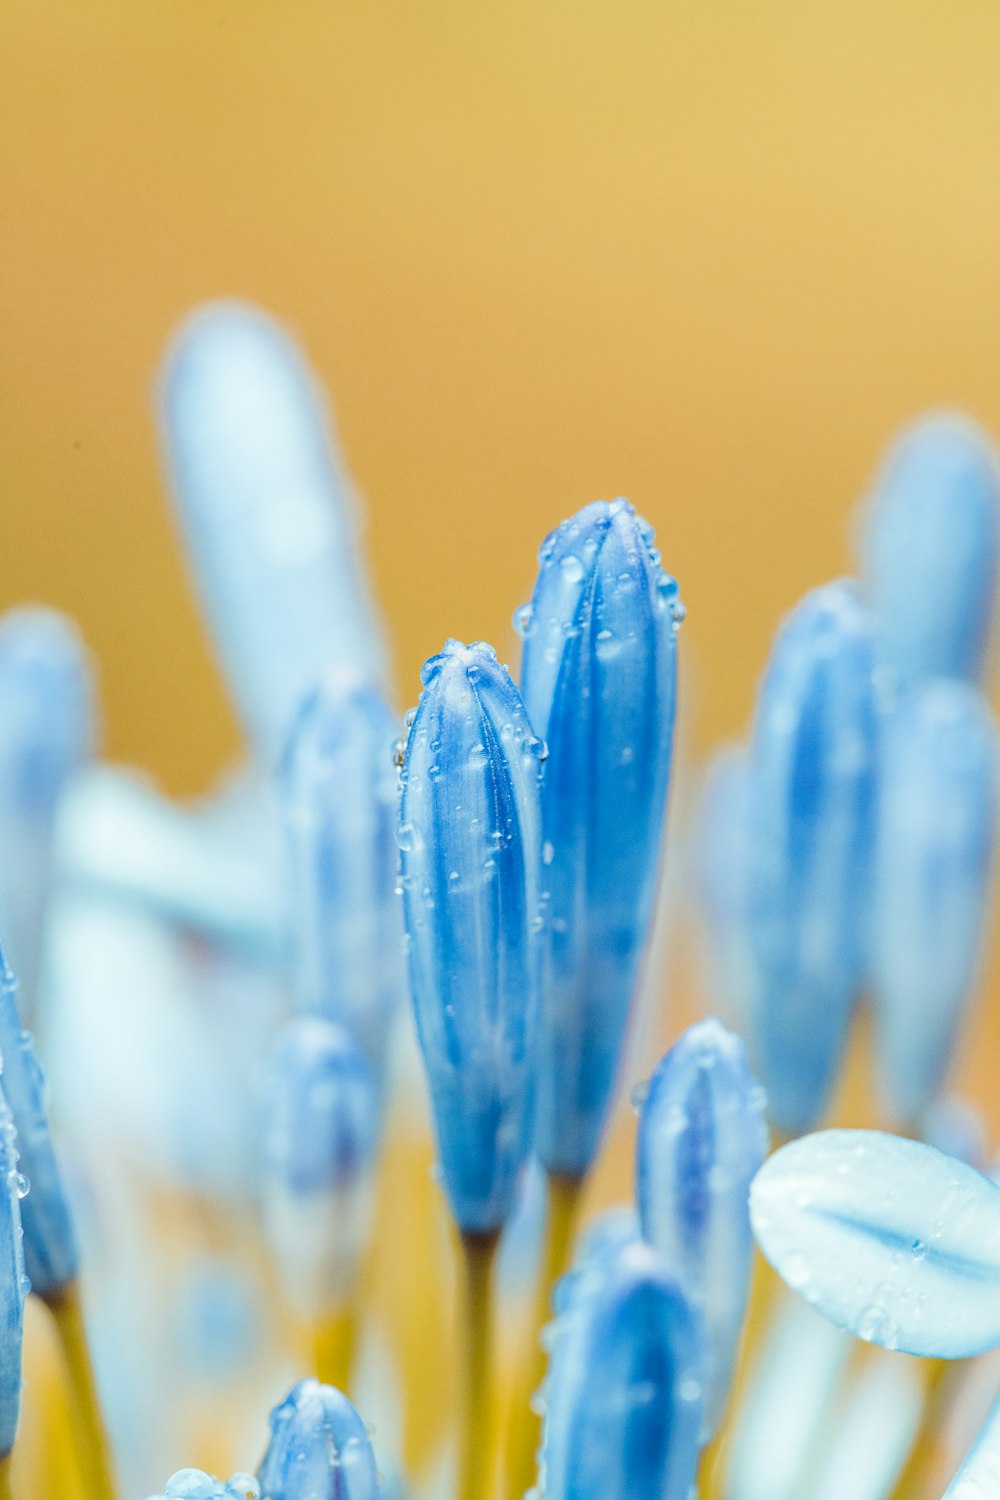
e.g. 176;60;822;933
6;1;1000;792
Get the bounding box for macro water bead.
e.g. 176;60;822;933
519;498;680;1178
746;580;877;1136
636;1018;768;1437
873;679;999;1124
256;1380;379;1500
398;640;542;1233
160;301;387;763
281;670;404;1067
860;413;1000;693
540;1239;703;1500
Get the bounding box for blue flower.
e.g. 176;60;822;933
280;670;404;1069
263;1019;380;1317
540;1239;703;1500
398;639;543;1234
636;1018;768;1436
257;1379;379;1500
860;413;1000;694
160;302;387;764
873;680;999;1124
0;952;77;1299
750;1129;1000;1357
0;1080;26;1458
0;608;94;1017
518;498;681;1178
746;581;877;1135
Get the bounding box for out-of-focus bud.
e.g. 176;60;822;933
518;498;681;1178
257;1379;379;1500
398;640;542;1233
746;581;877;1135
860;414;1000;694
0;951;77;1298
539;1239;703;1500
263;1019;380;1320
873;680;998;1124
750;1129;1000;1358
0;608;94;1016
159;302;387;763
281;671;403;1068
941;1385;1000;1499
636;1018;768;1436
147;1472;260;1499
0;1080;26;1459
690;746;753;1028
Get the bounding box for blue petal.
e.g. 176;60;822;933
399;640;542;1232
941;1387;1000;1497
0;608;94;1019
281;671;404;1069
160;302;387;763
746;581;877;1134
0;1079;25;1457
750;1129;1000;1356
257;1379;379;1500
860;413;1000;693
636;1018;768;1436
691;746;754;1029
519;498;680;1176
873;680;999;1123
540;1240;703;1500
0;954;77;1297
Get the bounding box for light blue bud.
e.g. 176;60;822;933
160;302;387;763
540;1239;703;1500
746;581;877;1134
264;1020;380;1315
0;952;77;1297
636;1018;768;1437
281;671;403;1066
257;1379;379;1500
0;608;94;1015
942;1387;1000;1498
149;1472;260;1500
399;640;542;1233
519;498;680;1177
691;746;753;1028
873;681;999;1123
0;1079;26;1457
750;1129;1000;1357
860;413;1000;693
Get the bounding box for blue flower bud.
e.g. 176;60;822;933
691;746;753;1028
281;671;404;1066
0;952;77;1297
399;640;542;1233
746;581;877;1135
0;1080;26;1457
540;1240;703;1500
0;608;94;1015
873;680;999;1124
519;498;681;1177
149;1472;260;1500
860;413;1000;693
160;302;387;763
263;1019;380;1317
636;1018;769;1437
750;1129;1000;1357
257;1379;379;1500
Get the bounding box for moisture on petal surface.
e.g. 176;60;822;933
750;1129;1000;1357
257;1379;379;1500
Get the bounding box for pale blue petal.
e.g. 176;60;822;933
873;681;998;1123
942;1387;1000;1498
860;413;1000;693
399;640;542;1232
636;1018;768;1437
519;498;680;1176
808;1359;923;1500
691;746;753;1028
750;1129;1000;1357
160;302;387;763
746;581;877;1134
257;1379;379;1500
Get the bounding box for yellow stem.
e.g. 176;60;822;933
505;1172;583;1499
458;1229;500;1500
44;1282;117;1500
0;1451;12;1500
885;1357;953;1500
309;1307;357;1393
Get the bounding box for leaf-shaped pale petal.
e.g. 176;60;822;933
750;1129;1000;1357
942;1388;1000;1498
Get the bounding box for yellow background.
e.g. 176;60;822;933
4;4;1000;1100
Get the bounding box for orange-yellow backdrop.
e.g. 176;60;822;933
4;3;1000;1094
